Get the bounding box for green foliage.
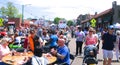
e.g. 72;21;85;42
0;2;20;18
53;17;61;24
16;14;22;18
27;17;32;20
67;20;74;26
0;7;6;16
6;2;18;18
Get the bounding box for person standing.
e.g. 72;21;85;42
102;26;116;65
114;30;120;62
28;30;43;52
75;26;85;56
23;34;29;49
93;30;100;53
85;27;98;46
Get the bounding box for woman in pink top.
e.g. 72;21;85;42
85;27;98;46
0;38;11;65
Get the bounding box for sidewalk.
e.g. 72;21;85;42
69;38;120;65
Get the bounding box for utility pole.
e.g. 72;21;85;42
22;5;24;24
22;4;31;24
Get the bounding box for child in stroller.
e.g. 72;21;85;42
82;45;98;65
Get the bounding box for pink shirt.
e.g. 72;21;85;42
0;44;10;61
85;35;97;45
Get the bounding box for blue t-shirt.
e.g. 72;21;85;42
50;34;58;47
102;32;116;50
57;45;70;65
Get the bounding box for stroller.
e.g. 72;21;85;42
82;45;98;65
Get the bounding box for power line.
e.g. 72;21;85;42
23;10;39;18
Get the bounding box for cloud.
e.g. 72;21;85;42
14;0;120;20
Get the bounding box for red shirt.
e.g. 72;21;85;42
23;37;28;49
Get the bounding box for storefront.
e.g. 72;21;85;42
7;22;15;34
81;8;113;29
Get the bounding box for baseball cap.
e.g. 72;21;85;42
0;32;7;36
108;25;114;30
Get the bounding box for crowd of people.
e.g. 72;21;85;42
74;25;120;65
0;26;71;65
0;24;120;65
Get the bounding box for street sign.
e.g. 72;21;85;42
90;18;96;27
0;18;4;26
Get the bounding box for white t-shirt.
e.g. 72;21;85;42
32;56;49;65
15;36;21;44
0;44;10;62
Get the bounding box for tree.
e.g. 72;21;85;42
53;17;61;24
6;2;19;18
0;7;6;16
16;14;22;18
0;2;20;18
67;20;74;26
27;17;32;20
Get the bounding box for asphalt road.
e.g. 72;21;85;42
68;38;120;65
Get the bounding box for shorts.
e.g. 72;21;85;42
103;49;113;59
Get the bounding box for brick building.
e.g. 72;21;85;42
7;18;22;28
81;1;120;29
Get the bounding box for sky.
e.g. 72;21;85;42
0;0;120;20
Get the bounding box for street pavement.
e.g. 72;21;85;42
68;38;120;65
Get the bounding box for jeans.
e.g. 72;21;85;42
76;41;83;55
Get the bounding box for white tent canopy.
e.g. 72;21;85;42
50;23;56;26
113;23;120;29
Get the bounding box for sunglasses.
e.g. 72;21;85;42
109;28;114;30
89;31;93;32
